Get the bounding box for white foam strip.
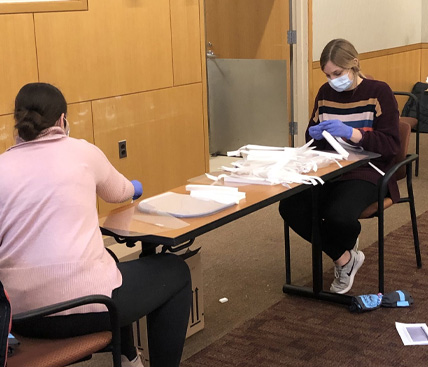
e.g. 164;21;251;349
322;130;350;159
368;162;385;176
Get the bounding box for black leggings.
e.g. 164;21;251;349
278;179;378;261
13;253;192;367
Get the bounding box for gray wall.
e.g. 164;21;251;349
422;0;428;42
312;0;423;60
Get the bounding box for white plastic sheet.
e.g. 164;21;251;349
208;136;346;187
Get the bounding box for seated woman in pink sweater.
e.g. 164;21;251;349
0;82;191;367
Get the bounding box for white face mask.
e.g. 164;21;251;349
328;73;353;92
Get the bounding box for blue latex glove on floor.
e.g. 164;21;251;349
131;180;143;200
318;119;353;139
308;125;324;140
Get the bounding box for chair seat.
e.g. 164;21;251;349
8;331;112;367
359;198;393;219
400;116;418;129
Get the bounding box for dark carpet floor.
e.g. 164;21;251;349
181;211;428;367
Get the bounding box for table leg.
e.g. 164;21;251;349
282;185;352;305
311;185;323;293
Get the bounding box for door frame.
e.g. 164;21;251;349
291;0;310;147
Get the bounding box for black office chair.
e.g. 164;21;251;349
284;121;421;295
8;295;122;367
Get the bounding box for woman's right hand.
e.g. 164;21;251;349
131;180;143;200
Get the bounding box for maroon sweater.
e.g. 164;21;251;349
307;78;401;202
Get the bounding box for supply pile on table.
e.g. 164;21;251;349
207;138;347;187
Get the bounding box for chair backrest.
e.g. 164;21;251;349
396;119;411;180
0;281;11;367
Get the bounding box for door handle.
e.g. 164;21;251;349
206;50;217;58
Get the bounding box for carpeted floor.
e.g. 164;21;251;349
181;211;428;367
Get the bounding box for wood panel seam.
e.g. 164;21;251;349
32;13;40;81
168;0;176;86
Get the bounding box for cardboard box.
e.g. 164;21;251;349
183;249;205;338
106;242;204;366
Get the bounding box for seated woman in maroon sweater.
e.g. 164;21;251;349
279;38;400;294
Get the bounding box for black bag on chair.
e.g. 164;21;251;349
0;281;11;367
401;82;428;133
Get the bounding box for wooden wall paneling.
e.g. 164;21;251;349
257;0;289;60
67;101;93;144
387;49;421;112
359;56;389;83
170;0;202;86
0;14;38;116
34;0;174;104
421;49;428;83
0;114;15;153
92;84;206;215
311;67;325;107
204;0;246;58
204;0;288;60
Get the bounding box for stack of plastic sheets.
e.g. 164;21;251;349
207;135;347;187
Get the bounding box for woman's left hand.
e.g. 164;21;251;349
319;119;353;139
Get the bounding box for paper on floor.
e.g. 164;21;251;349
396;322;428;345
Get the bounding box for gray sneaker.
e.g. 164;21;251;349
330;249;365;294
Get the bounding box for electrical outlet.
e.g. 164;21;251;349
118;140;127;159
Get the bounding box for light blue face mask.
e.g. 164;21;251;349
328;73;353;92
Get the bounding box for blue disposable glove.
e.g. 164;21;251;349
318;119;353;139
308;125;324;140
131;180;143;200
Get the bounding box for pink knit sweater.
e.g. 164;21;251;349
0;128;134;315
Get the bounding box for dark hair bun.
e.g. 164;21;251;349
14;109;44;141
14;83;67;141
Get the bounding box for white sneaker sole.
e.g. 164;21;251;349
335;251;365;294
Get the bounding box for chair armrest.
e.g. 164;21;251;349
377;154;418;202
12;295;117;322
393;91;420;129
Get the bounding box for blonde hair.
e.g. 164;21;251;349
320;39;364;79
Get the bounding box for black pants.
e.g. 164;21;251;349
278;179;378;261
13;253;192;367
